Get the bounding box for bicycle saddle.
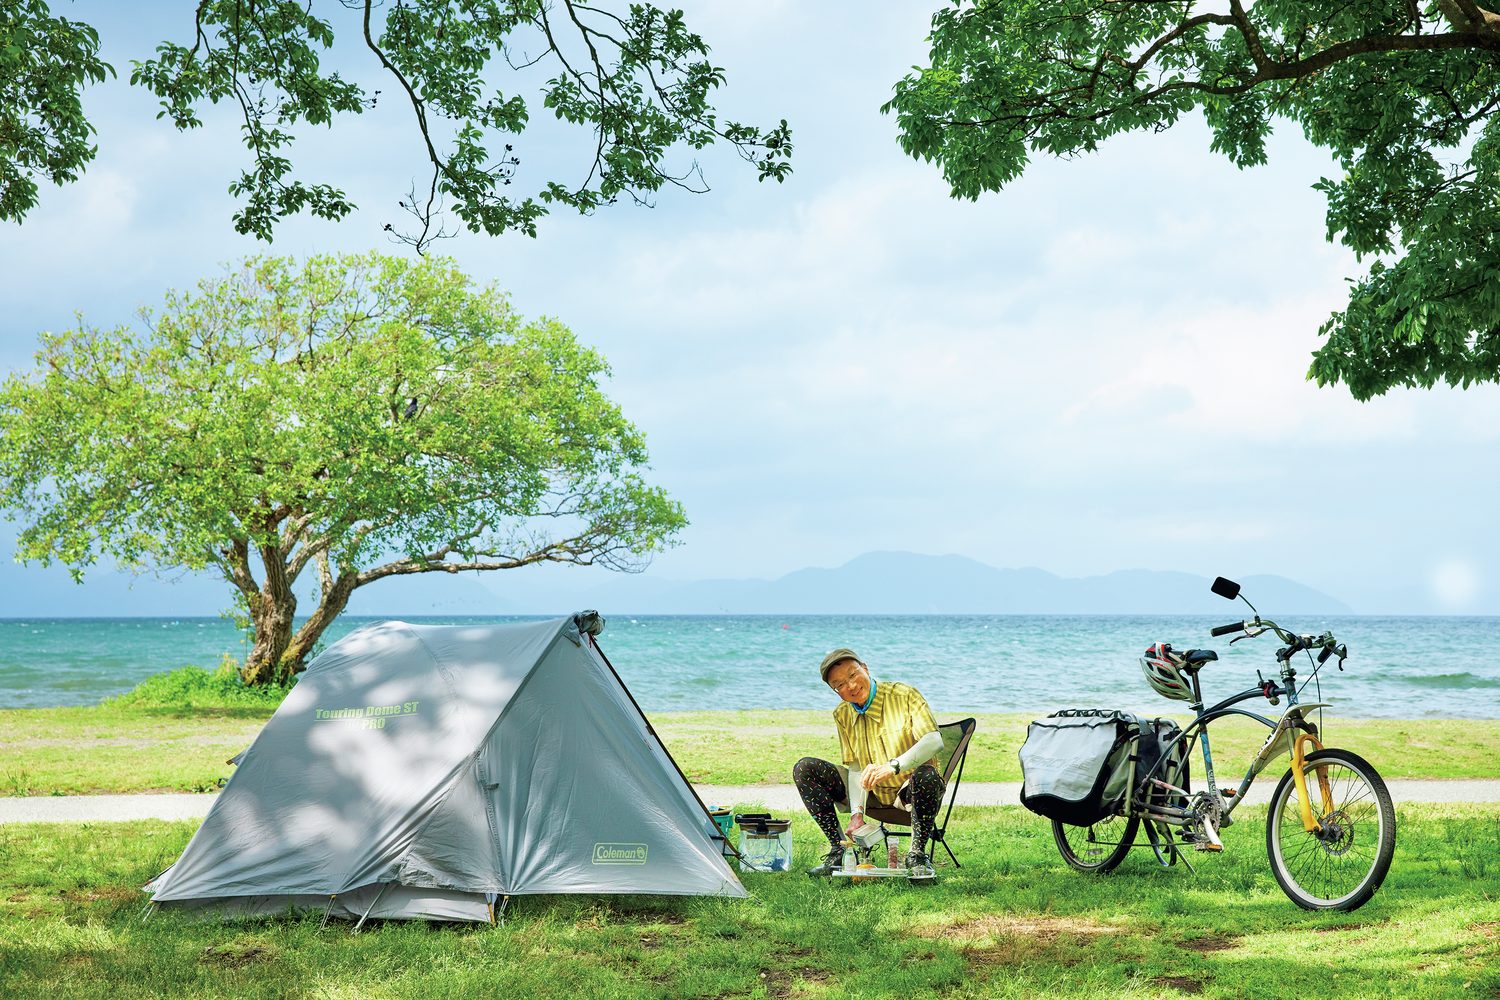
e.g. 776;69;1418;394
1182;648;1218;668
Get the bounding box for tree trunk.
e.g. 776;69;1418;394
239;540;298;686
241;591;298;686
280;576;358;678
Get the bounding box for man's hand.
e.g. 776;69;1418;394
845;811;865;838
860;762;896;790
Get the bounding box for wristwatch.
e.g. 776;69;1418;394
889;759;902;774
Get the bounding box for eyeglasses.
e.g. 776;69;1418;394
828;668;866;692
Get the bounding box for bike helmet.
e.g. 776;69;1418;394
1141;642;1194;701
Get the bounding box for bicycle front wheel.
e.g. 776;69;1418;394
1266;748;1396;911
1053;812;1139;873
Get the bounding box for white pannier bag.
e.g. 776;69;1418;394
1018;709;1136;826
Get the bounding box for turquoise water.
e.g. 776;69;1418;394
3;614;1498;718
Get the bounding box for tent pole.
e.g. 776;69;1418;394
589;638;741;859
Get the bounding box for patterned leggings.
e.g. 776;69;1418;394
791;756;945;855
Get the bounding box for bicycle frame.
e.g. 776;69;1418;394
1129;655;1336;850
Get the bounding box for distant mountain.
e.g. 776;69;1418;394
0;548;1353;616
495;551;1353;615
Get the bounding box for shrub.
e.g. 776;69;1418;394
104;659;294;709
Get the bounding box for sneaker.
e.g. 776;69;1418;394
807;845;846;878
905;850;936;885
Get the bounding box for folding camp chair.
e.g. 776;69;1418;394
863;717;977;868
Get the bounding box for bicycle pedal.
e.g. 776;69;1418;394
1193;842;1224;853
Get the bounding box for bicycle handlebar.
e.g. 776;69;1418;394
1201;579;1350;686
1223;619;1346;671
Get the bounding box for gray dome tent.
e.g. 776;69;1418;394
145;614;744;923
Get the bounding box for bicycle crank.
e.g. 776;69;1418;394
1188;791;1225;852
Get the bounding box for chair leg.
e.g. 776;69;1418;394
925;826;961;868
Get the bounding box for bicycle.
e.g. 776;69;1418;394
1051;576;1397;911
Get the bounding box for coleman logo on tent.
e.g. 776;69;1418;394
592;843;649;865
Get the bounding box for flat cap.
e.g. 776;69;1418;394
819;647;862;682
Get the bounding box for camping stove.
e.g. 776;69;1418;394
828;822;908;880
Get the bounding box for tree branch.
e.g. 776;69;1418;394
360;0;444;253
1436;0;1500;36
352;527;633;587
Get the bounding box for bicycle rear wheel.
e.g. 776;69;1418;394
1266;748;1396;911
1053;812;1139;872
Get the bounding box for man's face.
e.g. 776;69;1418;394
825;659;871;706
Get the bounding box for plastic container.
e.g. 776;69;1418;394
708;805;735;857
734;813;793;873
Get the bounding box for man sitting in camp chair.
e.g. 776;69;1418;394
793;648;944;884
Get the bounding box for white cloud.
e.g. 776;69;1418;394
3;3;1500;611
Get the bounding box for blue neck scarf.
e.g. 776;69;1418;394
854;678;877;715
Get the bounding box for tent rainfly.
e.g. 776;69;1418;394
144;613;744;923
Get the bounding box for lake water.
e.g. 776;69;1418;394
2;614;1497;718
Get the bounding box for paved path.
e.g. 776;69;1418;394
3;780;1498;823
696;779;1500;812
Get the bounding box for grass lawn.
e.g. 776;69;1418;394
1;804;1497;998
2;705;1498;795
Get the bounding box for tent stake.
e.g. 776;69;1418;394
352;884;389;933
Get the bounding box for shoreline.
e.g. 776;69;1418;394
5;702;1500;721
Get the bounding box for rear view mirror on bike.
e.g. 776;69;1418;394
1211;576;1241;600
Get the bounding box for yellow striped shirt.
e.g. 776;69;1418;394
834;680;938;804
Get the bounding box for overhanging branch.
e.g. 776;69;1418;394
353;529;637;586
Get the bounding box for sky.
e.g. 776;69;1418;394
1;1;1497;615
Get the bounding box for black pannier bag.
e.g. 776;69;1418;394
1136;716;1191;810
1018;709;1137;826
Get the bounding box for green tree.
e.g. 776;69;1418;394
0;253;687;685
1;1;791;251
883;1;1500;400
